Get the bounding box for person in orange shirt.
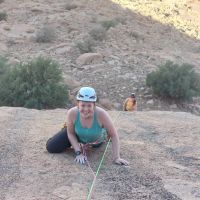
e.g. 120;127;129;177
123;93;137;111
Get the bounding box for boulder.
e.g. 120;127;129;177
76;53;103;66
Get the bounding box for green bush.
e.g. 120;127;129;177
0;56;9;76
0;57;68;109
89;25;106;41
101;19;119;30
146;61;200;100
36;26;56;43
0;12;7;21
65;3;77;10
76;38;95;53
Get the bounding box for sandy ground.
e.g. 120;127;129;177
0;107;200;200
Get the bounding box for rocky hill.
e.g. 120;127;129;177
0;0;200;113
1;107;200;200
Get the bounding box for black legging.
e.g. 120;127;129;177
46;128;103;153
46;128;73;153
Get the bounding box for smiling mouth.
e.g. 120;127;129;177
82;112;90;115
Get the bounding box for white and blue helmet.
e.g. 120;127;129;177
76;87;97;102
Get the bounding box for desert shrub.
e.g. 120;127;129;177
89;25;106;41
101;19;119;30
65;3;77;10
36;26;56;43
129;31;140;39
146;61;200;100
115;17;126;25
0;12;7;21
0;56;9;76
0;57;68;109
90;16;97;23
76;38;95;53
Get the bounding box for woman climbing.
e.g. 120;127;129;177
46;86;129;165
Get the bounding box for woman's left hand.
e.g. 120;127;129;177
114;158;129;166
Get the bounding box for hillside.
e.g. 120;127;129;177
0;0;200;113
1;107;200;199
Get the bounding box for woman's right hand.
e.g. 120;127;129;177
75;154;87;164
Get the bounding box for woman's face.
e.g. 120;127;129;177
78;101;95;119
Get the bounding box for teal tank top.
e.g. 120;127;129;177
74;111;106;144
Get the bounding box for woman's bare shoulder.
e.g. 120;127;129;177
95;106;114;129
95;106;109;120
95;106;106;114
67;107;78;122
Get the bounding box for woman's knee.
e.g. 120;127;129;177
46;138;63;153
46;128;70;153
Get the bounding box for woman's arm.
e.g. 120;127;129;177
134;100;137;111
67;108;87;164
103;112;120;160
98;108;129;165
123;98;128;111
66;108;81;152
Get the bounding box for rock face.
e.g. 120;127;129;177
1;107;200;200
